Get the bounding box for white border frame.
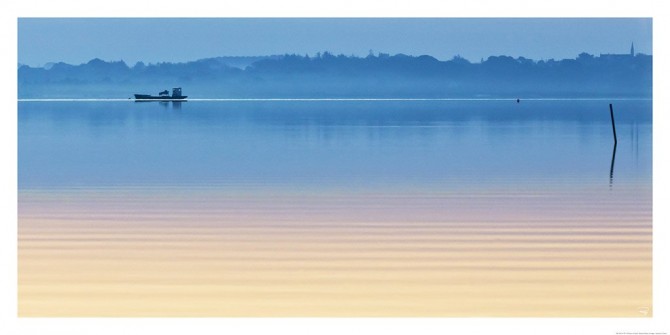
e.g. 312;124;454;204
3;1;667;335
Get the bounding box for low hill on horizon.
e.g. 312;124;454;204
18;52;652;99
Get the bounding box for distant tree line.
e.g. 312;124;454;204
18;52;652;98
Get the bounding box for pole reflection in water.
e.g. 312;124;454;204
610;142;617;186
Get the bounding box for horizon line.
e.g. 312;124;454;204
17;98;653;102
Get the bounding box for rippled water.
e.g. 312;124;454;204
18;100;652;316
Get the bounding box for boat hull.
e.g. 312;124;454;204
134;94;188;101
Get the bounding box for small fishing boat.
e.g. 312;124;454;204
134;88;187;101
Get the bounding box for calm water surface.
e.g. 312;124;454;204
18;100;652;316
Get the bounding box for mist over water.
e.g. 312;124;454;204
18;51;652;99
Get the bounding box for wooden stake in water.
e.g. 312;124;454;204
609;103;618;145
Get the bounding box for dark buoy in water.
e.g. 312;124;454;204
516;98;520;103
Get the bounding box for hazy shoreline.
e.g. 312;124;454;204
18;52;652;99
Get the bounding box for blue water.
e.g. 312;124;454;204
18;99;652;190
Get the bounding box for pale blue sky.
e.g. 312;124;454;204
18;18;652;67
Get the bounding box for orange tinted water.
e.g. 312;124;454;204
18;184;651;316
